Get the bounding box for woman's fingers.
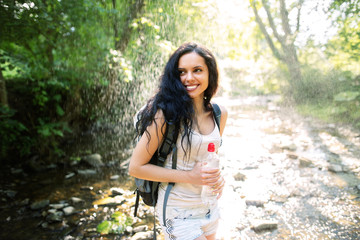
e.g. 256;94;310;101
201;169;220;185
212;176;225;198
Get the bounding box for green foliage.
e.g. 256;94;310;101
0;106;32;158
1;0;218;160
96;211;133;235
326;0;360;68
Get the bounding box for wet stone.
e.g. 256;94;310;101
110;175;120;180
125;226;133;234
5;190;17;198
77;169;97;176
11;168;23;174
70;197;84;204
233;172;246;181
19;198;29;206
80;186;94;191
328;164;343;173
46;211;64;222
250;219;278;233
63;206;76;216
82;153;104;167
246;199;265;207
65;172;75;179
133;225;148;233
299;156;313;168
130;231;154;240
50;203;68;209
287;153;298;159
30;199;50;210
110;187;125;196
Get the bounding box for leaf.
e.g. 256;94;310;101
334;91;360;102
97;220;112;234
38;127;51;137
52;129;63;137
56;105;65;116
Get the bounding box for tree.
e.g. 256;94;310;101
326;0;360;65
0;69;8;107
250;0;304;95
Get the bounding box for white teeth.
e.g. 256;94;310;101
186;85;197;90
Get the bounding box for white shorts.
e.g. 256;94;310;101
156;204;220;240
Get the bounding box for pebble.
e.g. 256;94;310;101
77;169;97;176
65;172;75;179
63;206;76;216
49;203;67;209
110;175;120;180
70;197;84;204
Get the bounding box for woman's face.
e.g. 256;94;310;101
178;52;209;101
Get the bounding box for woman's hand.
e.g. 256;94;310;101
212;175;225;199
188;162;225;199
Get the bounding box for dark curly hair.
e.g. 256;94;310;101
136;42;219;156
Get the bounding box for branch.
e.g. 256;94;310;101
296;0;304;33
251;0;284;61
261;0;285;45
279;0;292;39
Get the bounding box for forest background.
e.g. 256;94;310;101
0;0;359;163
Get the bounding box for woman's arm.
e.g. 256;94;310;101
211;104;228;198
219;104;228;136
128;110;215;185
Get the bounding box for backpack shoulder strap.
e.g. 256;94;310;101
157;121;176;166
211;103;221;131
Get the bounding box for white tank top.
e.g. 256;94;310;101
158;118;221;207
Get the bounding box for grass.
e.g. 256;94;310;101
296;102;360;129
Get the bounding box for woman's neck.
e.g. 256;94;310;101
193;97;205;116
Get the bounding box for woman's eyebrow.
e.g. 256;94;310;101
178;65;203;70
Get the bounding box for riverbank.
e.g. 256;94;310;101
1;95;359;239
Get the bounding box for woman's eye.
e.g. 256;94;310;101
194;69;202;72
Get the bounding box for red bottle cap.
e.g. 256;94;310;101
208;143;215;152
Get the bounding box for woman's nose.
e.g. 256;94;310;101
185;72;194;82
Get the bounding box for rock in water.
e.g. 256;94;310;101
130;231;154;240
250;219;278;233
30;200;50;210
82;154;104;167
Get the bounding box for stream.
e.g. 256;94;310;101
1;95;359;240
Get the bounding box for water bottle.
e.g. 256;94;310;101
201;143;219;205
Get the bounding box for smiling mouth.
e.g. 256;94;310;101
185;85;198;91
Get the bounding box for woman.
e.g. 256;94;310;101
129;42;228;240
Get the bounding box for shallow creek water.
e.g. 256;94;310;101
1;95;359;240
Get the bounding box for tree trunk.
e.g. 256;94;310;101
251;0;303;89
115;0;145;52
0;69;9;108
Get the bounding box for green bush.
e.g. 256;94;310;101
0;106;33;158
